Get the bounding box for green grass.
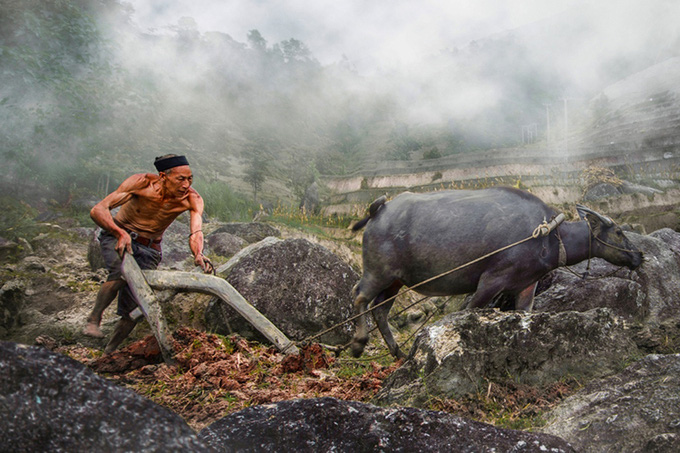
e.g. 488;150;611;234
192;179;259;222
270;201;354;231
0;197;39;241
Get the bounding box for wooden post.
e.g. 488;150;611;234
121;254;176;364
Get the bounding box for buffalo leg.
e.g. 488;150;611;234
515;283;537;311
371;283;404;359
350;292;371;358
466;277;504;309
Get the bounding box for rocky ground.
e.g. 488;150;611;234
52;330;400;431
0;212;578;434
9;191;680;452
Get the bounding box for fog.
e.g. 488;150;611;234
119;0;680;127
1;0;679;205
124;0;579;71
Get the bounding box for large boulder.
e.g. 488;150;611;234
199;397;575;452
541;354;680;453
159;217;194;270
206;232;246;258
211;222;281;244
582;181;662;202
534;230;680;328
0;280;25;337
583;182;622;201
206;238;358;345
375;309;639;407
533;266;645;321
0;341;209;452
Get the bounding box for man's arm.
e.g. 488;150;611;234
188;191;213;273
90;174;150;256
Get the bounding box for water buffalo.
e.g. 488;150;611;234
350;187;643;359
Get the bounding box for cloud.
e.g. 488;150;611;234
123;0;580;71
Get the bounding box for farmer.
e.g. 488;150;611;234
83;154;214;353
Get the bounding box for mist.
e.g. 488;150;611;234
1;0;679;207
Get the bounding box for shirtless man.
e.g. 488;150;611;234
83;154;214;353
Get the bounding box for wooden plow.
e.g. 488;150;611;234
121;254;299;364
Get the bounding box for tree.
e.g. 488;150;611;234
241;130;275;202
247;29;267;51
0;0;132;198
284;154;319;205
274;38;316;64
243;154;268;203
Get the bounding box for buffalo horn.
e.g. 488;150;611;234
575;204;614;226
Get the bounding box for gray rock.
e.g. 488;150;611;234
624;232;680;327
215;237;282;275
541;354;680;453
299;181;320;214
0;280;25;334
206;232;246;257
0;236;20;261
533;266;645;320
160;218;194;270
583;183;622;201
620;181;663;197
87;229;105;271
534;231;680;328
20;256;47;273
200;397;575;453
30;231;73;260
375;309;639;407
0;341;209;452
206;238;358;345
211;222;281;244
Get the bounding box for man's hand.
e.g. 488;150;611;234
116;231;133;257
195;254;215;274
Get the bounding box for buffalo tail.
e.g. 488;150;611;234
352;195;387;231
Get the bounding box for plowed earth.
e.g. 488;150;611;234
56;328;576;432
58;328;401;431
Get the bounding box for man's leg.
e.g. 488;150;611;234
103;241;162;352
104;316;138;354
83;279;125;338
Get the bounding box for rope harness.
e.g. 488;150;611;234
302;213;641;355
559;220;640;280
301;214;566;347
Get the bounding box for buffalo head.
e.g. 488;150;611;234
576;205;643;270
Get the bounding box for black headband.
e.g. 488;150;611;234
154;155;189;172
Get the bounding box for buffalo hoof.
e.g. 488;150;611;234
350;338;368;358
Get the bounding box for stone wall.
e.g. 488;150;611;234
320;78;680;217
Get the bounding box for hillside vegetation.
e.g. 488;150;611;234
2;0;680;216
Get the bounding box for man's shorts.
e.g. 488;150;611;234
99;229;162;318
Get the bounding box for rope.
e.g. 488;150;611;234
301;216;564;346
559;221;640;280
317;214;641;360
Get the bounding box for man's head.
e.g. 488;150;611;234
154;154;193;197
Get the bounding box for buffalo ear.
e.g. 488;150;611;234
585;213;603;233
